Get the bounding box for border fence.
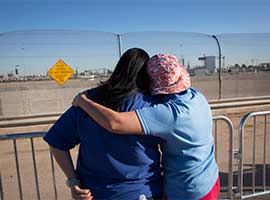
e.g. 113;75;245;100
1;111;269;200
0;31;270;118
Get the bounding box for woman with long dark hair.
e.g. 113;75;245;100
90;47;150;111
44;48;163;200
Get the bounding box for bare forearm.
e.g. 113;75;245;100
78;95;144;134
50;146;94;199
50;146;76;178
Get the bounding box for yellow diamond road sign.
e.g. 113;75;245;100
48;59;74;86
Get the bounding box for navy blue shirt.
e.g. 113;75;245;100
44;90;162;200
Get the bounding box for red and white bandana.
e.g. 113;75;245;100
147;54;191;95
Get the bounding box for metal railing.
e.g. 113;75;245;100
238;111;270;199
1;115;234;200
0;132;57;200
1;112;270;200
1;96;269;129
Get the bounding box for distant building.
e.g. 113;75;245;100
198;56;216;73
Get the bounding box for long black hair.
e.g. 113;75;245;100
91;48;150;111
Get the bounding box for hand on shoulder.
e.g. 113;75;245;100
72;93;88;107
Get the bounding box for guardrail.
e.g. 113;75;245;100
1;96;269;128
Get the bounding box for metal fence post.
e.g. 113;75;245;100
30;138;41;200
117;34;122;58
212;35;222;100
0;170;4;200
50;150;58;200
13;139;23;200
213;115;234;200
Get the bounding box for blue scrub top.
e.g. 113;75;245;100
44;89;162;200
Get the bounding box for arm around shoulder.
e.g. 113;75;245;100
72;93;144;134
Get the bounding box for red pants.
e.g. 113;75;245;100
164;177;220;200
200;177;220;200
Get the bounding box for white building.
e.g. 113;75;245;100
198;56;216;73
